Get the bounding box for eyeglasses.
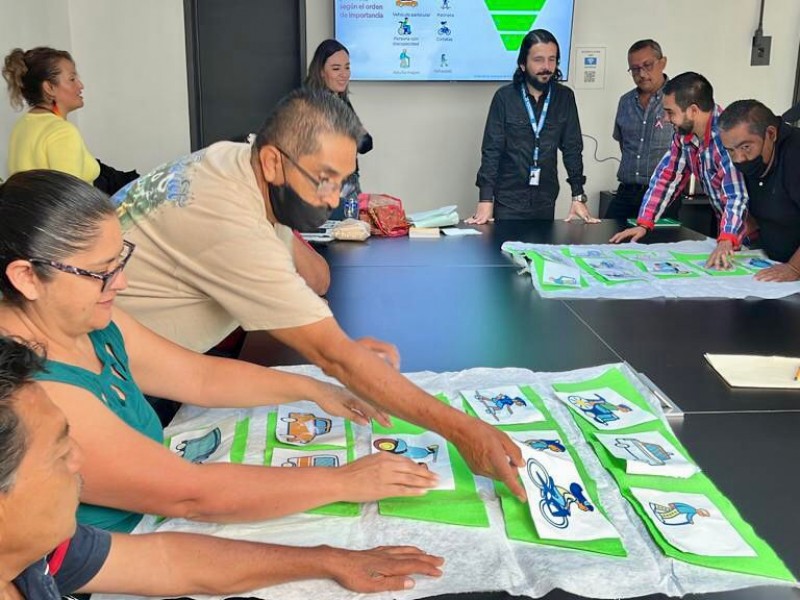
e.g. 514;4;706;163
627;59;661;75
276;147;355;200
28;240;135;292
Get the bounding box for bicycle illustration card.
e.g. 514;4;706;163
515;439;620;542
552;385;658;430
460;385;546;425
593;431;700;478
630;488;756;557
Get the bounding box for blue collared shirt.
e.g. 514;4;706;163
613;78;674;185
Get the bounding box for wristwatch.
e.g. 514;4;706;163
572;193;588;204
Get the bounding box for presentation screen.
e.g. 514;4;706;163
334;0;575;82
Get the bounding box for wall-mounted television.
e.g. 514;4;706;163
334;0;575;82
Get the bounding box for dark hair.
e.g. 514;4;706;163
0;170;116;306
0;336;46;493
719;99;779;137
513;29;562;86
628;39;663;58
305;39;351;100
663;71;714;112
253;87;362;158
2;46;74;110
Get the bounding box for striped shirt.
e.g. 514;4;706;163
637;105;749;245
613;79;674;185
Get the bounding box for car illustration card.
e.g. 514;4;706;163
276;401;347;447
630;488;756;557
594;431;700;478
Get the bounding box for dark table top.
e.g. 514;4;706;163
315;220;707;268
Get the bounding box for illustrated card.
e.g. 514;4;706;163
630;488;756;557
461;385;546;425
276;401;347;447
735;253;780;273
568;247;611;259
508;430;568;455
553;386;658;430
582;258;645;282
594;431;700;478
371;431;455;491
168;416;240;464
270;447;348;469
639;259;696;277
515;440;619;541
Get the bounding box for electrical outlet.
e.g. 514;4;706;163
751;35;772;66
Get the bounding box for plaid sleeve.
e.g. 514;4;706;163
637;135;688;229
712;141;749;245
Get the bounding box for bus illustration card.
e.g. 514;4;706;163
515;440;619;542
461;386;546;425
631;488;756;557
276;401;347;447
371;431;455;491
553;387;658;430
270;447;348;469
594;431;700;478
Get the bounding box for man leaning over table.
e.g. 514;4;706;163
719;99;800;282
0;336;444;599
610;72;750;270
112;88;527;500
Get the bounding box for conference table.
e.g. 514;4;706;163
239;220;800;600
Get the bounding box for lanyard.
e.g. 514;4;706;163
520;83;552;167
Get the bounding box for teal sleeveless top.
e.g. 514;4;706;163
36;321;164;533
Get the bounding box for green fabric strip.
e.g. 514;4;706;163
373;395;488;527
613;249;701;280
229;417;250;464
263;412;359;517
556;369;795;581
490;385;627;557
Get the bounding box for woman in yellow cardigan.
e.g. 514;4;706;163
3;46;100;183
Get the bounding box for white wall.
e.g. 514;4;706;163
0;0;72;179
308;0;800;217
67;0;190;175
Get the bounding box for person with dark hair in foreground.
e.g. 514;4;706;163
719;99;800;282
0;336;444;599
468;29;599;224
610;72;750;270
111;88;528;501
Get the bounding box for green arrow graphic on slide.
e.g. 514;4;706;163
484;0;548;51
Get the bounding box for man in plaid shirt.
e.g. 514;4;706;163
610;72;749;269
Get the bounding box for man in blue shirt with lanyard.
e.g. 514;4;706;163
468;29;599;224
606;39;675;219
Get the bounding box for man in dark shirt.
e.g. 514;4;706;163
0;338;442;599
719;99;800;282
606;39;676;219
468;29;599;224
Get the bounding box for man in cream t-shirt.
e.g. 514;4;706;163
112;88;527;500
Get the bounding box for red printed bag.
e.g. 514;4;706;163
358;193;410;237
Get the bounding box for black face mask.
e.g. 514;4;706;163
268;182;332;232
735;155;768;179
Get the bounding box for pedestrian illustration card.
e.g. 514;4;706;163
460;385;546;425
515;440;620;542
270;447;348;469
530;249;584;288
734;253;779;273
553;386;658;430
275;401;347;447
593;431;700;478
630;488;756;557
372;431;455;491
509;430;567;455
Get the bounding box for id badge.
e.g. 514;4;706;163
529;166;541;187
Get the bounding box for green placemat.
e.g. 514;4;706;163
627;217;681;228
265;412;359;517
613;249;701;280
559;371;795;581
569;255;647;287
484;386;626;556
372;395;489;527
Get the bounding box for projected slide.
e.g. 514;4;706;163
334;0;575;82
